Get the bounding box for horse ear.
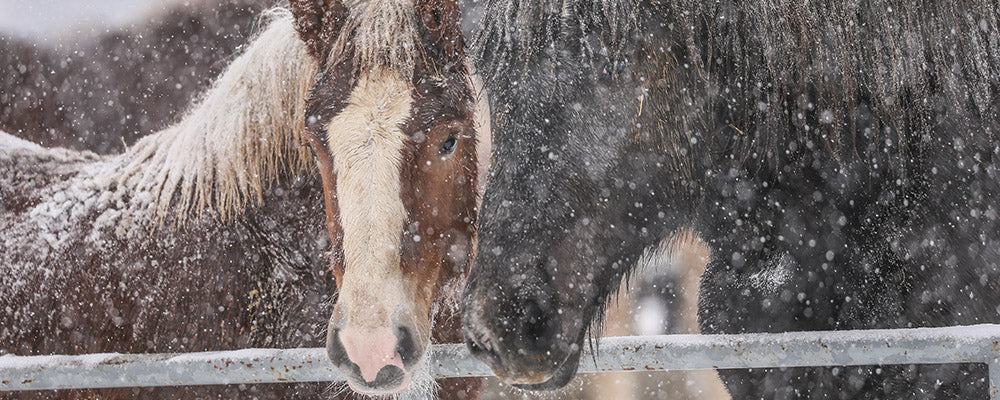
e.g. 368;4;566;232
289;0;346;62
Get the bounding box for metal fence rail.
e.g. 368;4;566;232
2;325;999;398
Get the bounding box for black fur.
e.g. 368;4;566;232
463;0;1000;398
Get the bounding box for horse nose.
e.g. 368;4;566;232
327;323;420;389
340;326;402;383
464;296;560;361
463;295;567;384
360;364;406;388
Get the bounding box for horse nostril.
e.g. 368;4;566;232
367;365;406;387
325;327;355;369
466;333;504;369
520;299;557;354
396;325;417;365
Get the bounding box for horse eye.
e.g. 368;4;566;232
440;136;458;154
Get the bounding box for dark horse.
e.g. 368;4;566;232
462;0;1000;398
2;1;484;398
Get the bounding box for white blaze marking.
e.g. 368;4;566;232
327;68;413;327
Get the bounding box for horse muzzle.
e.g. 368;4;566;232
326;319;424;394
463;295;582;389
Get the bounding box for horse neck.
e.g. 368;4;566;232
113;11;318;222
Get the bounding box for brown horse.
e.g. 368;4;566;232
1;4;484;399
0;0;271;154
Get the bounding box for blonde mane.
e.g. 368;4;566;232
112;9;319;222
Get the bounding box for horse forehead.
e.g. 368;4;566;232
326;70;414;149
325;70;412;279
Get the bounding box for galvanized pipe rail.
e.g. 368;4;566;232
2;324;999;398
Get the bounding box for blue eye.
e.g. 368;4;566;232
440;137;458;154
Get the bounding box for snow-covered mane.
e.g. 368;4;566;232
114;9;319;221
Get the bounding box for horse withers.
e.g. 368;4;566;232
461;0;1000;398
1;2;484;398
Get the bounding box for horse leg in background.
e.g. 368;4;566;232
589;285;639;399
618;233;728;400
569;233;727;400
670;233;729;400
588;234;690;399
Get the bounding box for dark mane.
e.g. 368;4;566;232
476;0;1000;167
666;0;1000;167
473;0;640;80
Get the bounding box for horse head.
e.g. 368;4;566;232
288;0;478;394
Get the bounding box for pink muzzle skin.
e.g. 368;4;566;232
339;326;408;385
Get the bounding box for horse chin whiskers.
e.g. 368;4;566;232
329;356;434;400
323;380;353;399
506;375;583;399
397;353;436;400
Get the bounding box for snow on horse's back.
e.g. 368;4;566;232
0;130;100;167
0;130;103;224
